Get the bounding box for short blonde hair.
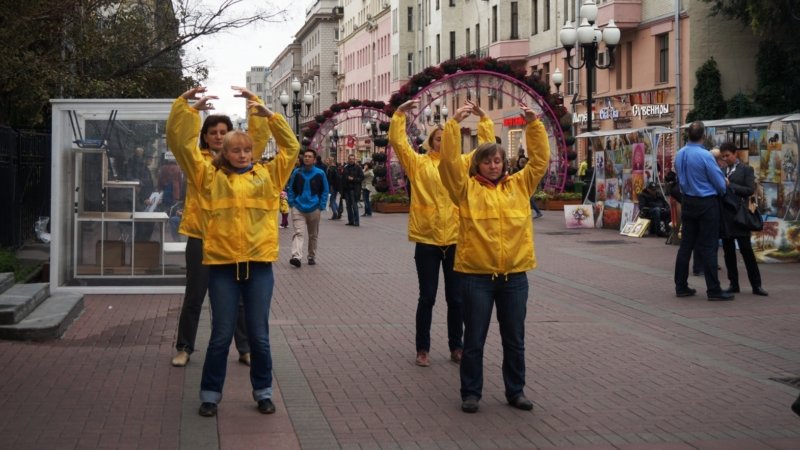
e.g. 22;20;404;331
212;131;253;171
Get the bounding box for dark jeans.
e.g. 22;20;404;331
414;243;463;352
530;197;542;216
344;189;360;224
722;236;762;288
362;189;372;215
674;196;723;295
175;237;249;355
201;262;274;404
329;190;340;218
460;272;528;402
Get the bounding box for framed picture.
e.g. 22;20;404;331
739;131;750;150
734;132;743;149
620;222;635;235
622;217;650;237
726;130;735;145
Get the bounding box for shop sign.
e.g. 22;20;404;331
503;116;526;127
631;104;670;118
572;112;596;124
598;107;619;120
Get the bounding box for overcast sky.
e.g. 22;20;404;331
188;1;308;118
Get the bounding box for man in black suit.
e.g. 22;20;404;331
718;143;768;296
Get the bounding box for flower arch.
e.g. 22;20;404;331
387;57;575;192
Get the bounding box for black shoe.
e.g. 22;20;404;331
289;258;301;268
692;271;703;276
461;397;479;413
198;402;217;417
725;284;740;293
345;222;354;226
257;399;276;414
707;291;735;301
752;286;769;296
308;258;315;266
676;288;697;298
507;395;534;411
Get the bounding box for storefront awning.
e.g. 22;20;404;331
575;126;673;138
679;115;790;128
781;114;800;122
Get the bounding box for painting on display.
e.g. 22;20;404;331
621;173;633;202
621;217;650;237
605;178;620;207
564;205;595;229
749;129;764;156
604;152;616;178
593;201;604;228
631;172;645;203
760;131;783;182
603;207;621;230
620;202;636;232
782;143;797;183
782;182;799;218
760;182;779;217
752;219;800;263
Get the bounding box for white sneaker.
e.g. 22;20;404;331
171;350;190;367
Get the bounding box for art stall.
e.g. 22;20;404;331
575;126;674;234
696;115;800;263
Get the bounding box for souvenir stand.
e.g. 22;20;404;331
576;126;674;231
686;114;799;263
50;99;187;294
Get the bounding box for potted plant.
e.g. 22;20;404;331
371;189;410;213
535;190;583;210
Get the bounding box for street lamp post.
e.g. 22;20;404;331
279;76;313;140
329;128;339;162
558;0;620;133
552;68;564;102
422;98;449;125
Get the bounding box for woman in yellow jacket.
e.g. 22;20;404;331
171;87;270;369
389;99;494;367
438;102;549;414
167;90;299;418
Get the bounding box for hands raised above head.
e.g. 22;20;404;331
231;85;256;101
247;101;273;118
193;95;219;111
519;102;540;123
181;86;260;112
397;99;419;113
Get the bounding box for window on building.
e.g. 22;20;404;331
466;28;471;54
408;7;413;32
450;0;455;6
492;6;498;42
544;0;550;31
616;45;622;90
436;34;441;64
407;52;414;77
566;64;575;95
657;33;669;83
450;31;456;60
393;9;397;34
475;24;480;53
511;2;519;39
543;62;550;85
532;0;538;35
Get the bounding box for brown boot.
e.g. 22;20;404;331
415;350;430;367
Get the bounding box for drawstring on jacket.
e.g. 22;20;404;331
235;261;251;281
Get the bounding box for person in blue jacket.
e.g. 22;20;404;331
287;149;330;267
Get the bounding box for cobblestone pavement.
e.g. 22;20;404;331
0;211;798;449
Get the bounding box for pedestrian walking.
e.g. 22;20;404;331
437;102;549;413
342;154;364;226
361;162;375;217
287;149;329;267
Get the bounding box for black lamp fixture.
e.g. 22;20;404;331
279;76;313;138
558;0;620;133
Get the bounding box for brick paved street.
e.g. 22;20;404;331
1;211;799;449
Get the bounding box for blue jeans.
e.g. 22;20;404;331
414;243;463;352
329;190;340;218
460;272;528;401
674;196;722;294
530;197;542;216
201;262;274;404
344;189;360;224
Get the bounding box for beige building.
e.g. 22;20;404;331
245;66;272;107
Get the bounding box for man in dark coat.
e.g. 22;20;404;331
718;143;768;296
325;158;342;220
341;154;364;226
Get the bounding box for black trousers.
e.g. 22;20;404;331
722;236;762;288
674;196;723;295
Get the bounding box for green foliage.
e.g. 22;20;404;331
0;248;40;282
372;189;410;204
754;40;800;115
686;58;726;123
725;92;759;118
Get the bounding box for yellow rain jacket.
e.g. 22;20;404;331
438;117;550;275
166;96;271;239
388;111;495;246
167;103;298;265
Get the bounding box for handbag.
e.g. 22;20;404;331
734;198;763;231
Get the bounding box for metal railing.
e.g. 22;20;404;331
0;126;51;249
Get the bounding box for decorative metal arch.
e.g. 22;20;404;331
306;106;390;152
306;106;405;194
404;70;568;192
